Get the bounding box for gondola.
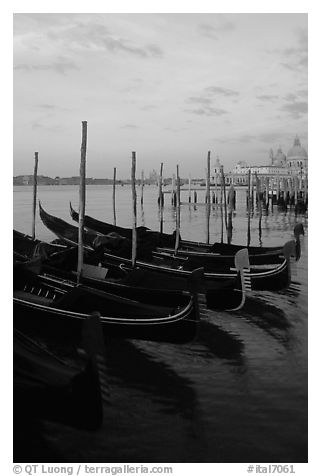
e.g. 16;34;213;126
40;203;296;292
69;202;303;263
14;314;107;431
13;258;201;344
14;228;248;312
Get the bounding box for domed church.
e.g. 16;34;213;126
231;135;307;184
269;135;308;175
286;135;308;171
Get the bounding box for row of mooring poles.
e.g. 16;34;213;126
30;128;307;267
29;126;240;280
112;166;146;226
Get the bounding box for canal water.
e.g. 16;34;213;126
13;185;308;463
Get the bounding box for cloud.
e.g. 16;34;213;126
14;57;78;74
101;37;163;58
280;61;307;72
283;93;297;102
214;131;295;146
141;105;157;111
31;121;43;130
256;95;279;102
121;124;139;129
187;97;212;105
279;101;308;119
296;89;308;98
36;104;56;110
199;17;235;39
30;121;64;132
205;86;239;97
278;92;308;119
187;106;228;117
264;26;307;74
46;21;164;59
185;85;237;116
279;27;308;73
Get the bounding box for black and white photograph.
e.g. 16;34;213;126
11;6;310;470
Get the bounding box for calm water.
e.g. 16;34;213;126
13;185;308;463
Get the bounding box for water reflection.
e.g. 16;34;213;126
105;337;198;419
196;320;244;363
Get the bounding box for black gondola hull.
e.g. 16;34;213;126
13;297;199;344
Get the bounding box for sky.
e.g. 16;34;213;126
13;12;308;179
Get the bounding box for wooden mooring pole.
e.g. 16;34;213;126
140;170;144;205
247;169;251;247
222;168;228;233
77;121;87;284
215;173;218;205
131;152;137;268
158;162;164;233
205;151;211;244
220;167;224;243
31;152;38;240
112;167;117;226
171;174;175;206
227;184;234;244
265;177;269;211
255;174;262;243
175;165;181;254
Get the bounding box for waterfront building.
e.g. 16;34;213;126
228;135;308;184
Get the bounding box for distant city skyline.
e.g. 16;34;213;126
14;13;308;179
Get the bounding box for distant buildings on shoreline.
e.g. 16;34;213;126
14;136;307;187
229;135;308;184
13;176;160;186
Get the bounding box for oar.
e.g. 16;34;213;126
131;152;137;268
77;121;87;284
31;152;39;240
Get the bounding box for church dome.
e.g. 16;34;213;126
287;135;308;159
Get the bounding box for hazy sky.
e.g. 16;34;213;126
13;13;308;179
